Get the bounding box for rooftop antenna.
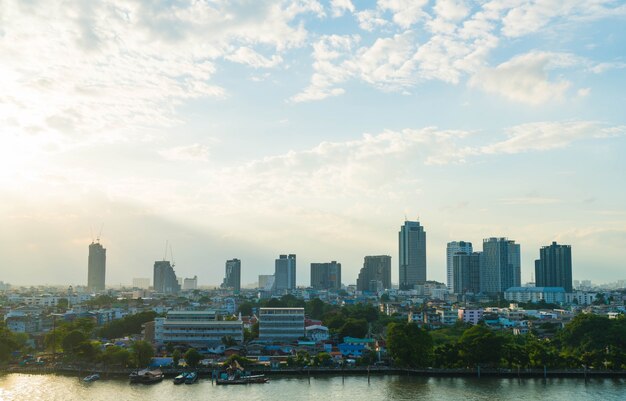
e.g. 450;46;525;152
97;223;104;243
170;244;175;267
163;240;169;261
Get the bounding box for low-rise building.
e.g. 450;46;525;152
258;307;305;342
458;308;483;325
154;310;243;347
504;287;566;304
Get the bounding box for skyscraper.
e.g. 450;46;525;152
452;252;481;295
535;242;573;292
446;241;473;292
87;241;106;292
274;254;296;291
153;260;180;293
399;220;426;290
222;258;241;291
480;237;521;294
356;255;391;292
310;261;341;290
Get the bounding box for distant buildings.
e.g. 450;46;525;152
87;241;106;292
504;287;566;304
480;237;521;294
446;241;473;292
452;252;481;295
132;278;150;289
274;254;296;291
222;258;241;291
153;260;180;293
356;255;391;292
258;307;305;342
535;242;573;292
399;220;426;290
154;310;243;347
182;276;198;291
258;274;275;291
310;261;341;290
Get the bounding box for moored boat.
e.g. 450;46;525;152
216;374;268;385
83;374;100;382
129;368;164;384
173;372;188;385
184;371;198;384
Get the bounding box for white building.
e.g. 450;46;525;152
259;307;305;342
154;310;243;347
504;287;566;304
305;325;329;342
446;241;473;292
183;276;198;291
565;291;597;305
458;308;483;325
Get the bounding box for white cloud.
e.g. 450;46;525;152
159;144;211;162
330;0;355;17
469;52;579;105
225;47;283;68
378;0;429;28
434;0;470;21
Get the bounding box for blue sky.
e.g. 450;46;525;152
1;0;625;287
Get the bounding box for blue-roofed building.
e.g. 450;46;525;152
504;287;566;304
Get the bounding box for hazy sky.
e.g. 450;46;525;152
1;0;625;288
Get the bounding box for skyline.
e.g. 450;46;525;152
1;0;625;287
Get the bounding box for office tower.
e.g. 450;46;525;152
535;241;573;292
183;276;198;291
258;274;275;291
87;241;106;292
446;241;473;292
153;260;180;293
452;252;481;295
480;237;521;294
274;254;296;291
222;258;241;291
356;255;391;292
310;261;342;290
399;220;427;290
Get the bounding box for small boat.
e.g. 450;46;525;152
129;368;164;384
173;372;188;385
184;372;198;384
83;374;100;382
216;374;268;385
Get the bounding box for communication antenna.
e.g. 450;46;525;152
97;223;104;243
170;244;175;267
163;240;169;261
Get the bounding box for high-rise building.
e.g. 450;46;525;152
399;220;427;290
274;254;296;291
446;241;473;292
452;252;481;295
535;241;573;292
87;241;106;292
153;260;180;293
183;276;198;291
310;261;342;290
480;237;521;294
356;255;391;292
222;259;241;291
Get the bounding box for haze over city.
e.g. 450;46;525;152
1;0;625;287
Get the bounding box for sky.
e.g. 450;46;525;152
1;0;625;288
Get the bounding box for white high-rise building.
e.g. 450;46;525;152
446;241;473;292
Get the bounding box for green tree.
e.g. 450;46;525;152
222;336;237;347
458;324;503;368
386;322;433;368
131;340;154;368
62;330;87;355
184;348;202;368
98;311;156;339
339;318;368;340
172;349;181;367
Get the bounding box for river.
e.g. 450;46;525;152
1;373;624;401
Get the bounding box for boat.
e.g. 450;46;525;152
216;374;269;385
184;371;198;384
83;374;100;382
173;372;188;385
129;368;164;384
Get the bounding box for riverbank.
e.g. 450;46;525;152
3;365;626;380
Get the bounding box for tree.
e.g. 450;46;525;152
184;348;202;368
458;324;503;368
172;349;181;367
62;330;87;355
98;311;157;339
339;318;368;340
386;322;433;368
131;340;154;368
222;336;237;347
56;298;69;311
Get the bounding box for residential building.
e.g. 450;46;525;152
154;310;243;347
222;258;241;291
258;307;305;342
356;255;391;292
452;252;481;295
535;242;573;292
480;237;521;294
87;241;106;292
446;241;473;292
274;254;296;291
399;220;427;290
310;261;341;290
153;260;180;293
504;287;566;304
132;278;150;289
458;308;484;325
182;276;198;291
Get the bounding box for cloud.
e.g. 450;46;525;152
469;52;579;105
330;0;355;17
378;0;429;29
225;47;283;68
159;144;211;162
434;0;470;21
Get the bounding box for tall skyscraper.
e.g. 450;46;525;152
480;237;521;294
222;258;241;291
356;255;391;292
535;241;573;292
399;220;427;290
310;261;341;290
153;260;180;293
446;241;473;292
274;254;296;291
452;252;481;295
87;241;106;292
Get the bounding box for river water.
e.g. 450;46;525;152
0;373;624;401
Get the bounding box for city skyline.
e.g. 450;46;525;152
1;1;625;287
